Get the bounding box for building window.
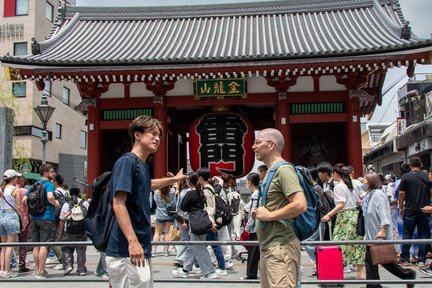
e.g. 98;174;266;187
55;123;62;139
4;0;28;16
80;131;87;149
12;82;26;97
45;1;53;21
15;0;28;16
13;42;27;56
62;86;70;105
44;80;51;97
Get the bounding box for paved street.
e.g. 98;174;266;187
1;245;432;287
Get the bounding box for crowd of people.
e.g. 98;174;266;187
1;115;432;288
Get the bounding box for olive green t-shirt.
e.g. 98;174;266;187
256;164;303;249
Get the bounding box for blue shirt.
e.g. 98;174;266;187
26;178;55;221
106;153;152;258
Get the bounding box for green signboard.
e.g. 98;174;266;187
194;78;246;99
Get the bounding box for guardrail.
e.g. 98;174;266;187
1;239;432;285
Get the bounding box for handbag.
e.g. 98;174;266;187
370;243;398;265
2;188;23;231
167;225;181;241
188;209;212;235
356;206;365;236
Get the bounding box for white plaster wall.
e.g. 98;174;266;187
246;77;275;93
130;83;154;97
101;83;124;98
166;79;194;96
289;76;314;92
319;75;346;91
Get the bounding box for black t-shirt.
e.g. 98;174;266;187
399;170;431;216
181;189;204;213
106;153;152;258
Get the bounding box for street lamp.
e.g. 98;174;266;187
33;94;55;164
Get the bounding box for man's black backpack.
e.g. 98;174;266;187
205;187;233;228
85;153;139;252
27;180;48;216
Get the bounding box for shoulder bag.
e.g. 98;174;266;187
188;190;212;235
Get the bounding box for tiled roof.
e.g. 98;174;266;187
1;0;431;66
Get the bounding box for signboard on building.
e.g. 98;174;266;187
0;23;24;39
189;112;254;178
397;117;407;135
194;78;246;99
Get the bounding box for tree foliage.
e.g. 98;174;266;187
0;80;35;172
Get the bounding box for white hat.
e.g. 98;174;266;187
3;169;22;179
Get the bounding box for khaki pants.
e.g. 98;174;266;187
106;256;153;288
259;239;301;288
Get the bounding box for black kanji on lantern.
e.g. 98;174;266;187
195;113;248;176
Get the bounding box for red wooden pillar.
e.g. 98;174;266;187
145;80;175;179
153;98;167;179
275;91;291;161
346;93;363;176
87;104;101;186
77;82;109;189
266;76;297;162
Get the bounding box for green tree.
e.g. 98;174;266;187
0;80;35;172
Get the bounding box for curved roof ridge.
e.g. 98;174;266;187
63;0;376;20
37;13;81;54
371;0;402;36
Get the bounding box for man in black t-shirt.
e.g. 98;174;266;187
398;156;432;266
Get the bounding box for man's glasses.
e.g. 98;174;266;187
253;139;273;145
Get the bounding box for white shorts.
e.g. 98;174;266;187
106;256;153;288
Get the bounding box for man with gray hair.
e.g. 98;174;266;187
252;128;307;288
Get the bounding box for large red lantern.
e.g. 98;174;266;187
189;112;255;178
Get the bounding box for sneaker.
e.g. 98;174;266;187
225;260;234;270
172;267;188;278
343;266;351;273
63;266;73;275
417;262;426;267
53;264;64;270
42;270;49;277
189;265;202;275
19;267;30;273
79;271;86;276
216;268;228;276
34;272;47;280
419;267;432;277
240;276;258;280
1;272;18;279
45;257;59;265
400;260;410;266
200;272;218;279
102;274;110;280
173;260;182;267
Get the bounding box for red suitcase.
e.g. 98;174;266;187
315;222;344;282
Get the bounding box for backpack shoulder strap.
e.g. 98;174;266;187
125;152;141;191
259;160;289;207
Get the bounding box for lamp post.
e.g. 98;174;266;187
33;95;55;164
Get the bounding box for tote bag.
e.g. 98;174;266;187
189;209;212;235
